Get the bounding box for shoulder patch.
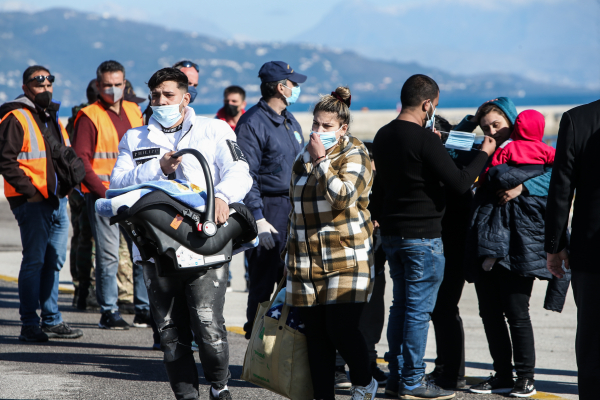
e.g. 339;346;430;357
226;140;248;164
294;131;302;144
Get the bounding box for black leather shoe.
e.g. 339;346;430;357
469;374;514;394
209;387;232;399
19;325;48;342
509;377;536;397
42;322;83;339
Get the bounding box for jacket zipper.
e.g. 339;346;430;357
174;124;193;181
299;167;319;305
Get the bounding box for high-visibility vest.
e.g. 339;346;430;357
75;100;143;193
0;108;70;198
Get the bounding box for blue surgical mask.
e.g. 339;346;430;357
151;95;185;128
311;125;346;150
188;86;197;103
283;84;301;106
425;101;436;130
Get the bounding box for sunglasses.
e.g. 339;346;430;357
173;61;199;72
27;75;55;84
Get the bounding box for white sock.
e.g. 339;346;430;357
211;385;228;397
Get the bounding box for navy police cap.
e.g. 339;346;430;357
258;61;307;84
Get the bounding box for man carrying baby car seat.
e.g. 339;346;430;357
110;68;252;400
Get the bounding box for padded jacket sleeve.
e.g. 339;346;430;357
212;123;252;204
235;121;265;219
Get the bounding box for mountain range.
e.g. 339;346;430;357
0;7;597;112
294;0;600;90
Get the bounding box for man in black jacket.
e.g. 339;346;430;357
545;99;600;400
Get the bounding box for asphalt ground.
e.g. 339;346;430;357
0;279;515;400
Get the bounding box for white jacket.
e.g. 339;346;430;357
110;106;252;262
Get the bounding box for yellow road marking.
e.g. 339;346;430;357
226;326;246;336
0;274;74;294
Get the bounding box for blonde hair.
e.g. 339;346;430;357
313;86;351;127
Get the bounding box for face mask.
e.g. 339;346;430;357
310;125;345;150
103;86;123;103
424;100;436;129
188;86;197;103
283;84;301;106
33;91;53;109
151;95;185;128
223;103;239;117
444;131;476;151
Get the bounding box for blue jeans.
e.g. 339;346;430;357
86;194;149;313
382;237;445;387
12;197;69;327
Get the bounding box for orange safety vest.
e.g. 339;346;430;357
75;100;143;193
0;108;70;198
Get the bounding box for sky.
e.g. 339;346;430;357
0;0;363;42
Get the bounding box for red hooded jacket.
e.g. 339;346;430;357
482;110;555;182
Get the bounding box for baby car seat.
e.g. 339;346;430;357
110;149;257;277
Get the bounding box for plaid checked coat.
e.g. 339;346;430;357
284;135;375;307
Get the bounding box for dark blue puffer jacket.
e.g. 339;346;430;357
465;164;571;312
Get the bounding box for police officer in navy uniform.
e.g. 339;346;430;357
235;61;306;338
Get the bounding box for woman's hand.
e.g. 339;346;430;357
308;133;326;165
496;184;527;205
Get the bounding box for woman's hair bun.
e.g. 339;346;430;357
331;86;351;107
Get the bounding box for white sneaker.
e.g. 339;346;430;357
351;377;378;400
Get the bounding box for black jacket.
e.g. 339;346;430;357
546;99;600;273
466;163;570;312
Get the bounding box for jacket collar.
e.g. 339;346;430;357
258;98;287;125
147;105;196;149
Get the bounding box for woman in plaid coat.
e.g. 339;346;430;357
283;86;377;400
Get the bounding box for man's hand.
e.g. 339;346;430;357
432;127;442;140
307;133;327;164
27;191;44;203
373;220;380;232
160;151;182;176
547;248;569;279
497;184;526;205
215;198;230;225
256;218;279;250
481;136;497;156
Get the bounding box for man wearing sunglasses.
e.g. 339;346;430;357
143;60;199;124
72;60;150;331
0;65;84;342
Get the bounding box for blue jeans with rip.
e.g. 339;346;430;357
12;197;69;327
382;236;445;388
86;194;149;313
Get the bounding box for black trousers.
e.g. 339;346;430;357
571;269;600;400
299;303;372;400
474;266;535;379
143;263;230;399
430;250;466;380
337;244;387;366
244;195;290;336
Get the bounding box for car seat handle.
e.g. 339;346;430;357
171;149;216;234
